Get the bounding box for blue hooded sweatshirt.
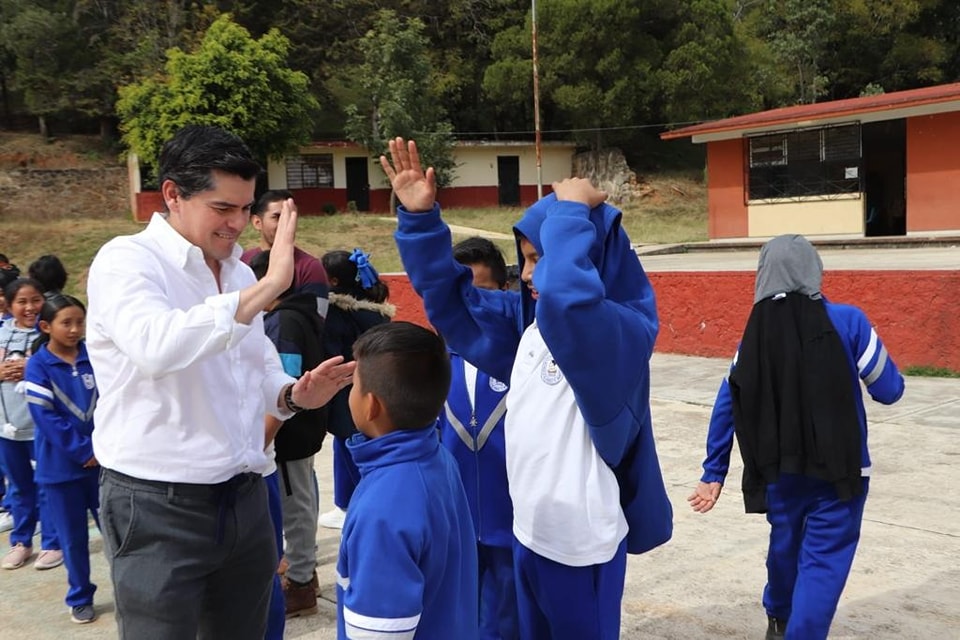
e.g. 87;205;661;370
396;194;673;555
24;341;98;484
336;427;478;640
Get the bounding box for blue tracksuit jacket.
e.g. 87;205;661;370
438;353;512;549
700;301;905;483
337;427;478;640
396;194;673;554
24;342;97;484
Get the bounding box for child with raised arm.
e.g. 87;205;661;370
384;138;672;640
337;321;478;640
24;294;100;624
445;236;517;640
688;234;905;640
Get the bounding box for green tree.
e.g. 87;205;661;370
342;9;456;187
116;13;319;170
0;0;84;137
750;0;836;104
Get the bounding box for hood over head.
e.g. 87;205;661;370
754;234;823;304
513;193;644;327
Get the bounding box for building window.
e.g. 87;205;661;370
747;124;861;201
286;154;334;188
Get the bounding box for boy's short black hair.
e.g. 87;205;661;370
452;236;508;289
157;125;261;201
252;189;294;217
248;250;294;300
353;322;450;430
28;254;67;293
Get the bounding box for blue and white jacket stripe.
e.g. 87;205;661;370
24;342;97;484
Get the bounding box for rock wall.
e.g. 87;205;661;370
0;168;129;220
573;148;638;205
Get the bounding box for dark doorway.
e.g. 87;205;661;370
497;156;521;206
345;157;370;212
861;120;906;236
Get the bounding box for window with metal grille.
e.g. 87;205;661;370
286;154;334;188
747;124;861;201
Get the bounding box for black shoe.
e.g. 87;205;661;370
765;615;787;639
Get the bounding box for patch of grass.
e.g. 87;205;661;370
903;365;960;378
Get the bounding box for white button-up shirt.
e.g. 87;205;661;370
87;213;294;483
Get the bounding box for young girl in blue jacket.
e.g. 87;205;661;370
24;294;100;624
0;278;61;571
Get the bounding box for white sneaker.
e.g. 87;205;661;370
318;507;346;530
0;511;12;533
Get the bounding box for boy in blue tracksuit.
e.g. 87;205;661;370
688;235;905;640
24;294;100;623
337;321;478;640
384;138;673;640
442;237;517;639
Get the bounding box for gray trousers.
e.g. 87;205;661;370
277;456;319;584
99;468;277;640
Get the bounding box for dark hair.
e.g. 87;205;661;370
248;250;294;300
252;189;294;217
4;277;44;304
452;236;508;289
0;268;19;294
353;322;450;430
27;254;68;293
157;125;261;202
33;294;86;352
322;250;389;303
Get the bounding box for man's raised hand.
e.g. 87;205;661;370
379;137;436;213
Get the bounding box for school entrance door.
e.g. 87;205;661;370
345;157;370;212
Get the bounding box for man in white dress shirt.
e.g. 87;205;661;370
86;125;355;639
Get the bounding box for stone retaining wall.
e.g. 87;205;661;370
0;167;129;219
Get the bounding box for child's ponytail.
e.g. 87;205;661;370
323;249;389;303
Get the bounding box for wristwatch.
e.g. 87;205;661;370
283;384;307;413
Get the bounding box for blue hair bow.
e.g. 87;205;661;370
349;248;379;289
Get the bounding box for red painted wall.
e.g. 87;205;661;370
906;112;960;232
134;191;165;222
383;270;960;371
706;139;749;239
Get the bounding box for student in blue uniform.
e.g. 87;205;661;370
24;294;99;624
688;234;905;640
444;237;518;640
337;322;478;640
384;138;673;640
0;278;61;571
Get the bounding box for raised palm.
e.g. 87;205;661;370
380;137;436;213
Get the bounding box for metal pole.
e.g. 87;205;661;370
532;0;543;199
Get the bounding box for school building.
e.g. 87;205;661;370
129;140;576;220
661;82;960;239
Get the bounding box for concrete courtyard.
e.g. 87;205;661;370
0;353;957;639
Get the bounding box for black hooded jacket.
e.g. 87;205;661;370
728;293;863;512
265;292;328;463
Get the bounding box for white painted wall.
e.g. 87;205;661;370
270;144;575;190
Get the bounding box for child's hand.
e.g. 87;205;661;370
552;177;607;208
265;198;298;294
83;456;98;468
687;481;722;513
380;137;437;213
0;360;24;382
